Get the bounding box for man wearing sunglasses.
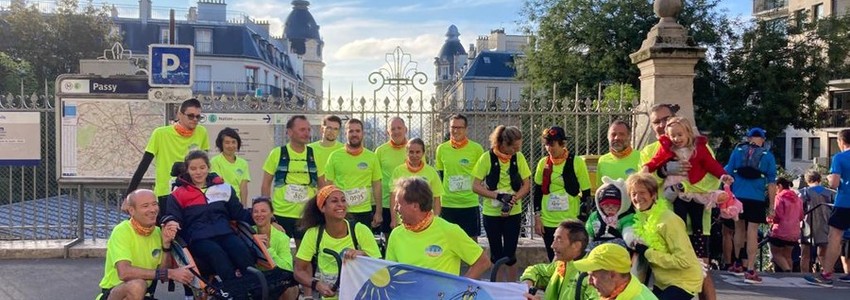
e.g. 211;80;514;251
127;98;209;218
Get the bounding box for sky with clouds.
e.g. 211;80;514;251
105;0;751;98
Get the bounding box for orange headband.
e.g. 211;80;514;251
317;185;342;209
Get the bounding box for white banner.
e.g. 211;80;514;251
0;112;41;166
340;255;527;299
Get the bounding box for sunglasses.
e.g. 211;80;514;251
184;113;202;120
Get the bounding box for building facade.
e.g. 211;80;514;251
112;0;323;101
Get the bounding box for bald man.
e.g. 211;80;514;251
375;117;409;236
97;189;193;300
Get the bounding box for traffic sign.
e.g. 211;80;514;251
148;44;194;88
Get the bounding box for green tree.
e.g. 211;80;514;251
0;0;117;90
0;52;38;95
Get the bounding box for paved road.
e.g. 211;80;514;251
0;258;848;299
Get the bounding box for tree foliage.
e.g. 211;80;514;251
0;0;118;90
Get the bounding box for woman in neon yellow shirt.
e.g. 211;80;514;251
472;125;531;282
293;185;381;300
389;138;443;228
251;197;299;300
210;127;251;206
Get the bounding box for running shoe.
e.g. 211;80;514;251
838;274;850;283
804;272;834;287
727;263;745;276
744;270;762;284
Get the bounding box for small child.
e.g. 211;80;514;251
768;177;804;272
642;117;733;236
586;176;635;250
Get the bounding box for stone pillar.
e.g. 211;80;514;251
629;0;705;148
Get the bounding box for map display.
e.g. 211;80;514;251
60;99;166;179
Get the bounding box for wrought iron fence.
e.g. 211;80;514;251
0;88;641;244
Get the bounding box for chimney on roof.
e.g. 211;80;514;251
198;0;227;23
139;0;151;23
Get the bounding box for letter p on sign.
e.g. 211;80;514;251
149;44;194;88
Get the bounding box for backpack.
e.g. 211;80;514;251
311;221;359;277
484;150;522;192
734;143;768;179
274;146;318;187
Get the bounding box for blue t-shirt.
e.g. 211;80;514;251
724;144;777;201
829;150;850;208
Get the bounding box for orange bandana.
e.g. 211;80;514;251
492;147;512;163
406;159;424;173
549;150;568;165
611;146;633;159
556;260;566;277
346;145;363;156
450;137;469;149
403;211;434;232
601;278;630;300
174;123;194;138
317;185;342;210
389;139;407;149
130;217;154;237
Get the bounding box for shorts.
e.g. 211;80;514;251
842;239;850;258
828;207;850;231
348;207;377;233
274;216;305;240
440;206;481;237
739;198;767;224
721;218;735;230
379;207;392;236
768;236;797;248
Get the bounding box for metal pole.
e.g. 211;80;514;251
169;9;175;45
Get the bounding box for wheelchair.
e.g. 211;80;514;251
169;221;298;300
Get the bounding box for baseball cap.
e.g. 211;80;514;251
544;126;568;142
573;243;632;273
598;185;621;207
746;127;766;138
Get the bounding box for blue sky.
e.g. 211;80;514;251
99;0;751;98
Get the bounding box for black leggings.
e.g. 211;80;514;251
542;226;557;262
189;233;254;280
483;214;522;266
653;285;694;300
673;198;705;235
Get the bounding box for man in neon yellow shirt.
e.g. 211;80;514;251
261;115;322;247
573;244;656;299
390;138;443;228
307;115;344;176
521;220;597;300
435;114;485;240
386;177;491;277
375;116;408;236
596;120;640;186
325;118;383;231
98;189;193;300
127;99;209;217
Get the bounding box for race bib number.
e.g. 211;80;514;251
285;184;309;203
448;175;472;192
318;271;338;287
547;193;569;212
344;188;368;206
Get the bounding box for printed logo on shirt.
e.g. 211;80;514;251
625;168;636;175
151;248;161;258
189;143;199;151
357;162;369;170
236;169;244;176
425;245;443;257
459;158;471;166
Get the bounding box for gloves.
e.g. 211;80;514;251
634;243;649;256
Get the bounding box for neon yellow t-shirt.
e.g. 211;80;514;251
435;140;485;208
385;217;483;275
391;164;444;198
307;140;344;175
325;149;382;213
472;151;532;216
295;221;381;300
254;225;294;272
262;144;319;218
146;125;209;197
99;220;163;289
210;154;251;200
533;156;590;227
375;142;408;207
595;151;640;186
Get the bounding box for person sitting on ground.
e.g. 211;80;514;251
799;169;834;274
385;177;490;277
521;220;598;300
98;189;194;300
573;243;657;300
161;151;255;282
251;197;298;300
767;177;804;273
586;176;636;250
627;173;704;300
293;185;381;300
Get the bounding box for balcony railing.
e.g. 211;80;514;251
754;0;788;15
821;109;850;128
193;81;285;98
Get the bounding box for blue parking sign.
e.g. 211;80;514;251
149;44;194;87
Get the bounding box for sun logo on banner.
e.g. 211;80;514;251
355;266;415;299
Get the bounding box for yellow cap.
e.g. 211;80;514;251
572;243;631;273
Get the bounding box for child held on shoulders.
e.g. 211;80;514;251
642;117;734;238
